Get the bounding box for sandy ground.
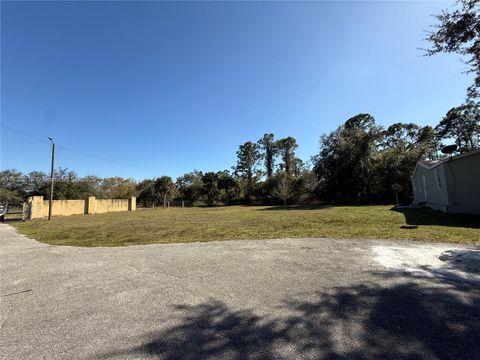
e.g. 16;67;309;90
1;223;479;359
372;244;480;284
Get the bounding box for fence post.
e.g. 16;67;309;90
22;202;27;221
86;196;96;214
129;196;136;211
29;196;44;219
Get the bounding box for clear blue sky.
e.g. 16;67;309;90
1;1;472;180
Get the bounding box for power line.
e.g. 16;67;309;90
1;124;50;144
57;144;153;171
1;123;155;172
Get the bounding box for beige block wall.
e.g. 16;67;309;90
86;196;97;214
28;196;45;220
129;196;136;211
95;199;130;213
42;200;86;217
28;196;136;219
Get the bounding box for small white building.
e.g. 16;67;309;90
411;149;480;215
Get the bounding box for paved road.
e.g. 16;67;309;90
1;223;479;359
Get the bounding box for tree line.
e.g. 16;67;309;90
2;104;478;207
0;168;137;205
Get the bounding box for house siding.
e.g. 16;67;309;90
412;151;480;215
444;154;480;214
412;165;449;211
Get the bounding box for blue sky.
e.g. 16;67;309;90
1;1;472;180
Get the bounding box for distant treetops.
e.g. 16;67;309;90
1;106;478;206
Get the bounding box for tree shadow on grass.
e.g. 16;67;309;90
392;206;480;229
97;271;480;359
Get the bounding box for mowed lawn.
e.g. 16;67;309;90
11;205;480;247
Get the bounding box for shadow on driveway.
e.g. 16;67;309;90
97;270;480;359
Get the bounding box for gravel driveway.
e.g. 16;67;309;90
1;223;479;359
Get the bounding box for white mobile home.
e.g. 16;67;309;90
411;149;480;215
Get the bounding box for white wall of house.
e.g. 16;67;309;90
412;164;449;212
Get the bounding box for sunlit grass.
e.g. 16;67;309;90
12;205;480;247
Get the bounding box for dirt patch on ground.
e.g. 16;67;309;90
372;244;480;284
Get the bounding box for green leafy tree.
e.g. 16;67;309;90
235;141;260;202
76;175;103;198
376;123;440;203
417;125;441;160
231;171;246;202
435;104;480;152
51;168;81;199
101;177;137;199
292;158;306;177
276;137;298;176
0;188;22;204
257;133;278;179
381;123;423;151
0;169;25;195
291;170;317;204
24;171;49;197
217;170;236;205
381;123;440;159
136;179;157;207
154;176;176;208
1;169;103;200
425;0;480;102
176;171;204;205
201;172;220;207
314;114;383;203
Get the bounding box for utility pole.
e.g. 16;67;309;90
48;137;55;220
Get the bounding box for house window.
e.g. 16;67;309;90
435;168;442;189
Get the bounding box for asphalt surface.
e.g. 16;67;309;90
1;223;479;359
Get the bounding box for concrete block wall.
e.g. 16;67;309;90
95;199;129;213
128;196;136;211
28;196;44;220
86;196;97;215
41;199;85;217
27;196;136;219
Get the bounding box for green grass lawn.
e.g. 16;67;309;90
11;205;480;247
